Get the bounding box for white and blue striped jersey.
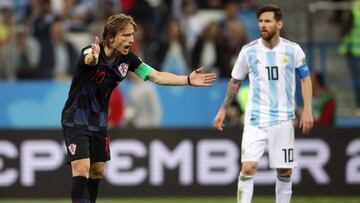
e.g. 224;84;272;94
231;38;310;127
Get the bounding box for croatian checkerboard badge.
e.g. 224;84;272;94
118;63;129;77
68;143;77;155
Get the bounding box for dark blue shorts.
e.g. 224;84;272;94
63;127;110;165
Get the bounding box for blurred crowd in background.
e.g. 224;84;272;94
0;0;255;128
0;0;358;128
0;0;253;81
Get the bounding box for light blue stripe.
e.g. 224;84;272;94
285;45;295;119
247;48;260;126
266;51;278;125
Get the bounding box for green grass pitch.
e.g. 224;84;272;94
0;196;360;203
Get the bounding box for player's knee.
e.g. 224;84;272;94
241;162;257;176
73;166;90;177
90;166;105;179
90;169;105;179
276;168;292;177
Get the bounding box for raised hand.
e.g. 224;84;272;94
91;36;100;63
189;67;217;86
85;36;101;66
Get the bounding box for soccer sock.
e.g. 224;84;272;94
72;176;90;203
237;174;254;203
275;176;292;203
87;178;101;203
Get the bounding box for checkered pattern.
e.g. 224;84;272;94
62;44;141;131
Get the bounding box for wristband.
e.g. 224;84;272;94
187;75;192;86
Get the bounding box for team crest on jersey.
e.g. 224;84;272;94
68;143;77;155
118;63;129;77
282;56;289;65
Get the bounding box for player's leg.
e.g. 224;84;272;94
71;159;91;203
276;168;292;203
64;127;92;203
88;162;105;203
268;120;296;203
88;131;111;203
238;161;257;203
237;125;267;203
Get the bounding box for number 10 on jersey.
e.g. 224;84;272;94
265;66;278;80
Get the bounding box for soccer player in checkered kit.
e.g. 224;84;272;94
214;4;313;203
61;14;216;203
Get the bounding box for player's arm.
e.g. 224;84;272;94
147;67;216;86
214;46;247;131
296;60;314;134
299;76;314;134
84;37;100;66
134;62;216;86
213;78;242;131
296;45;314;134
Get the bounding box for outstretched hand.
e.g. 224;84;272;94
189;67;217;86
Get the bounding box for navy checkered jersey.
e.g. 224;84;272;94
62;44;142;131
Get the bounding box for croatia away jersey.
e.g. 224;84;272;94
231;37;310;127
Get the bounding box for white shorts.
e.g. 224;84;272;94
241;120;297;168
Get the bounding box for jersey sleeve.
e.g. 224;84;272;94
295;45;310;79
127;52;143;72
231;48;249;80
127;52;155;80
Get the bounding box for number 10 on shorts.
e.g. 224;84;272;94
282;148;294;163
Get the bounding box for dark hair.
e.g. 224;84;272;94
103;14;137;47
256;4;283;21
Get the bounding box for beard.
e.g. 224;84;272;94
261;29;276;41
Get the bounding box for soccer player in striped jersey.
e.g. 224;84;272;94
214;4;313;203
62;14;216;203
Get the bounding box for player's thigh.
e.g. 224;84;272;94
71;158;91;177
89;162;106;179
268;120;297;168
241;124;267;163
90;131;111;163
63;127;91;165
